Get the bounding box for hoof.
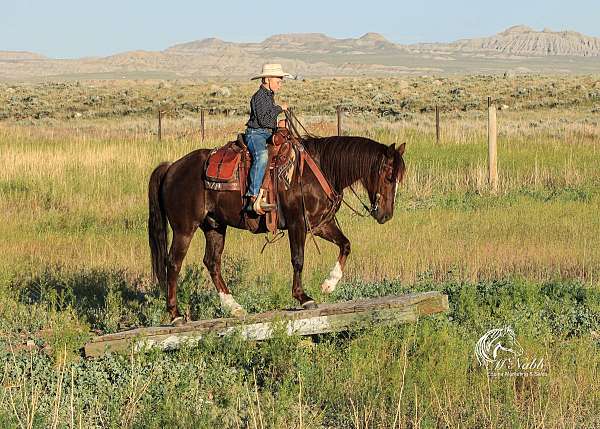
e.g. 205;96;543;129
231;307;247;318
321;281;337;294
171;316;186;327
302;300;318;310
219;292;247;318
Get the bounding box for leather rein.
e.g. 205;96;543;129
285;110;389;219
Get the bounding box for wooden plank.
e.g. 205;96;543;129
84;291;449;357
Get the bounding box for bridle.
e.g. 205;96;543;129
284;109;396;218
344;156;395;218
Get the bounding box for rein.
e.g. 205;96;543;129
284;110;383;220
285;109;315;140
343;185;375;218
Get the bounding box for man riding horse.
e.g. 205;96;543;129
244;63;291;215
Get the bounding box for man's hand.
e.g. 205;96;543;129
280;102;288;111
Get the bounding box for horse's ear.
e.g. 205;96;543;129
397;143;406;156
386;143;396;157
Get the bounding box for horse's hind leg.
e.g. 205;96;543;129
202;226;247;318
288;222;316;309
315;220;351;293
167;230;193;323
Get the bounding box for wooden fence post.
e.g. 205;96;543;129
158;110;162;141
336;106;342;136
487;97;498;191
435;105;440;144
200;109;205;142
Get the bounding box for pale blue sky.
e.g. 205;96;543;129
2;0;599;58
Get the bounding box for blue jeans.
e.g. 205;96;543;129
245;127;272;197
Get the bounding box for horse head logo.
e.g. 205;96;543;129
475;326;524;367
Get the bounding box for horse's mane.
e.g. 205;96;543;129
300;136;388;191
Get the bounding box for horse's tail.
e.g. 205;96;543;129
148;162;171;288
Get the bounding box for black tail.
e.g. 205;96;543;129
148;162;171;289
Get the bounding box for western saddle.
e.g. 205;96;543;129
204;126;336;233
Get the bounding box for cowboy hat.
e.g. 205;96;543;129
251;63;293;80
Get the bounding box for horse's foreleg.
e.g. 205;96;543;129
202;226;246;318
167;231;193;323
315;220;351;294
289;223;316;309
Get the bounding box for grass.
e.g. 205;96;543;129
0;271;598;428
0;76;599;427
1;107;599;283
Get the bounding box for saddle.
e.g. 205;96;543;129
204;128;298;232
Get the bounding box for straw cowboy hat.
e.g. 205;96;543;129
251;63;293;80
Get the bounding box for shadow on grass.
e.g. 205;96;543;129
11;264;235;333
14;266;161;333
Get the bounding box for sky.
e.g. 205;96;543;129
1;0;599;58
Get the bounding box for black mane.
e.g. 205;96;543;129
301;136;388;192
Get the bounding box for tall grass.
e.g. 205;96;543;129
1;108;598;284
0;96;599;427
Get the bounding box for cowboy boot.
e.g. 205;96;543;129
243;196;259;214
244;196;267;216
244;194;275;215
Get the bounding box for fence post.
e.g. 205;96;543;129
336;106;342;136
158;110;162;141
200;109;205;142
487;97;498;191
435;105;440;144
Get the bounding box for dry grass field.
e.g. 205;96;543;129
0;76;599;428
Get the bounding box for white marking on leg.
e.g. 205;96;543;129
321;261;343;293
219;292;247;318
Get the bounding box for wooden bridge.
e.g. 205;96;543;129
84;291;449;358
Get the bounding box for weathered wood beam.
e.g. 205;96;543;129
84;291;449;358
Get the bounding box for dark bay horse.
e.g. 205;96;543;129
148;135;406;323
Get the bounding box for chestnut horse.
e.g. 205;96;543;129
148;135;406;323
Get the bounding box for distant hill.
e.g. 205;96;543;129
165;32;400;55
416;25;600;57
0;51;47;60
2;27;600;81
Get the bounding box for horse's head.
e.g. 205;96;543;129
366;142;406;224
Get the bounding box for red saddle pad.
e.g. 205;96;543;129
205;145;241;182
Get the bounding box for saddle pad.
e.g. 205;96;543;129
205;145;241;182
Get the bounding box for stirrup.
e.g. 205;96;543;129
243;196;272;216
244;190;275;215
254;189;275;214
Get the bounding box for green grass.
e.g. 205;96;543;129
1;109;599;283
1;81;599;427
1;269;599;428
